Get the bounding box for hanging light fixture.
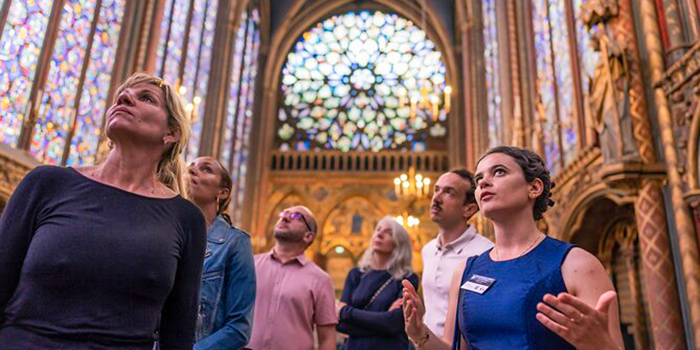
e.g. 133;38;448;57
393;166;431;199
395;212;420;229
175;80;202;123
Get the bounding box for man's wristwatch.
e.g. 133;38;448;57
409;327;430;348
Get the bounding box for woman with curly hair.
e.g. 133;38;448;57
402;146;624;350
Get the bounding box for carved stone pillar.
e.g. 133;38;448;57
640;0;700;346
634;179;686;349
582;0;693;346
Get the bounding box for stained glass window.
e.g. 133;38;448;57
548;0;576;166
220;5;261;225
573;0;599;93
482;0;502;148
67;0;126;165
278;10;448;152
30;0;99;164
156;0;189;86
27;0;125;165
531;0;584;174
0;0;54;148
155;0;218;160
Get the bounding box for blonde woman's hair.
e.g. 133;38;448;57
111;72;190;196
358;216;413;279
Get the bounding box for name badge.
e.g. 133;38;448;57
461;274;496;294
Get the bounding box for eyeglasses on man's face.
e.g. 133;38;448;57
278;210;313;232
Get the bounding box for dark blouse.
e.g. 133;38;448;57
0;166;206;350
337;267;419;350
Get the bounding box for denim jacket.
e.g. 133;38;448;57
194;215;256;350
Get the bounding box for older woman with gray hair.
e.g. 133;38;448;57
335;216;419;350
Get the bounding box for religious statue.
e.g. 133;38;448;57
583;0;640;163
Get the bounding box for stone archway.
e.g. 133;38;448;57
568;197;652;350
314;196;385;293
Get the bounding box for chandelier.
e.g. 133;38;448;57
393;166;431;199
397;81;452;122
174;82;202;123
395;212;420;230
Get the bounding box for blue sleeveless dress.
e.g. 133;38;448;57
452;236;576;350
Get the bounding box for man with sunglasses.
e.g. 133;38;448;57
249;206;337;350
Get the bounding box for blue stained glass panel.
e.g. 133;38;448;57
278;11;448;152
482;0;502;148
548;0;577;165
219;10;248;168
0;0;54;148
184;0;218;160
532;0;561;173
30;0;98;164
67;0;126;165
155;0;190;85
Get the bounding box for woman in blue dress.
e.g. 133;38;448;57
336;216;419;350
402;146;624;350
186;156;256;350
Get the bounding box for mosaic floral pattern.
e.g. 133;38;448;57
156;0;218;160
548;0;576;166
219;7;261;224
30;0;99;164
278;10;448;152
573;0;599;95
67;0;125;165
155;0;189;86
532;0;561;173
183;0;218;159
482;0;502;148
0;0;54;148
528;0;601;174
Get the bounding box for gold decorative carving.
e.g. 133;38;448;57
0;144;39;203
639;0;700;345
583;0;640;163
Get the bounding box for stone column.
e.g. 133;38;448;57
639;0;700;346
635;179;687;349
600;0;692;347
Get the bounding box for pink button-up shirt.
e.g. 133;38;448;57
249;250;337;350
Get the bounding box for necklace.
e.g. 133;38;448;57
494;233;543;261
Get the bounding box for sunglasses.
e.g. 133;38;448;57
279;210;313;232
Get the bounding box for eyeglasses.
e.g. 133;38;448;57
279;210;313;232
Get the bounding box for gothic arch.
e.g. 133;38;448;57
251;0;461;234
316;195;385;258
558;184;638;242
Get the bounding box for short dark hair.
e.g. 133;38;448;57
477;146;555;220
449;168;477;205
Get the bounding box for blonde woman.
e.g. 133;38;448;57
0;73;206;349
336;216;419;350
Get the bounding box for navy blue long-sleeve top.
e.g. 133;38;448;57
337;267;419;350
0;166;206;350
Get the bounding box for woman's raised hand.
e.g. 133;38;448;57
402;279;426;341
536;291;621;350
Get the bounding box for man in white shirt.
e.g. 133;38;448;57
421;169;494;338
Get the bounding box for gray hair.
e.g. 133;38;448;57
358;216;413;279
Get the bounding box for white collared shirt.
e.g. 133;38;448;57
421;225;494;337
